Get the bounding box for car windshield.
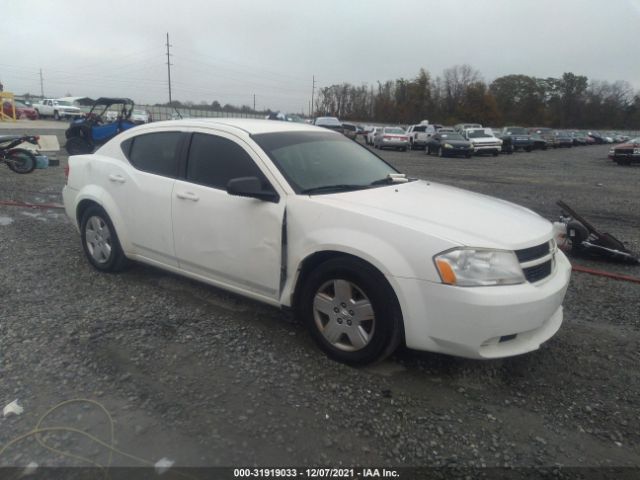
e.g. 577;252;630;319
467;130;491;138
253;131;399;194
133;110;146;115
315;117;341;126
385;128;405;134
507;128;527;134
441;133;465;140
14;101;28;108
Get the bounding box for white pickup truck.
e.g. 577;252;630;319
33;99;83;120
406;121;443;150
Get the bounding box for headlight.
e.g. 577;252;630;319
609;148;615;155
434;248;525;287
497;139;503;145
443;143;453;149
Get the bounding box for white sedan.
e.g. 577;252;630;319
63;119;571;364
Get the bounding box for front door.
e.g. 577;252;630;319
172;131;285;300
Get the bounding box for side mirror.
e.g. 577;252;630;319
227;177;279;203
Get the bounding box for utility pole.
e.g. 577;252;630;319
165;33;173;105
253;94;256;112
39;69;44;98
311;75;316;117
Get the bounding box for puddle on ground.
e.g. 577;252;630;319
0;216;14;226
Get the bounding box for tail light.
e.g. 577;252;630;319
383;135;392;140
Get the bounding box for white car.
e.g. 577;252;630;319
63;119;571;364
463;128;503;156
373;127;409;151
131;109;151;124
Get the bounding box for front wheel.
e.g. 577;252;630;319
65;137;92;155
298;257;402;365
6;149;36;174
80;206;129;272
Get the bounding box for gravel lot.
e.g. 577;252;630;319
0;125;639;477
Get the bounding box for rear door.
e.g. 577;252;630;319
172;131;285;300
113;130;186;266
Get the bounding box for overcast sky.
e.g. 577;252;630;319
2;0;640;113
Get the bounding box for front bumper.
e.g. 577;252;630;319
393;250;571;359
443;145;473;156
472;144;501;153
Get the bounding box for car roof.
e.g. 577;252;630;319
126;118;330;135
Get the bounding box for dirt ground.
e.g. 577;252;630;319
0;126;638;478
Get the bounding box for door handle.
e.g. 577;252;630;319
108;174;126;183
176;191;199;201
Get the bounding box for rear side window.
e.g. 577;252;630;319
127;132;182;177
413;126;426;132
186;133;265;190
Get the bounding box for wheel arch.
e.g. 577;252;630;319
74;190;132;254
290;250;406;342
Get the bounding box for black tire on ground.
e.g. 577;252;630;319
493;151;499;157
297;256;402;365
6;148;36;174
401;147;407;152
80;205;129;272
65;137;92;155
465;152;472;158
525;146;532;152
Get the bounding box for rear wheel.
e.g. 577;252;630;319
298;257;402;365
493;150;499;157
6;149;36;174
80;206;129;272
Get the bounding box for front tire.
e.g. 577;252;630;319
6;149;36;174
80;206;129;272
298;257;402;365
65;137;92;155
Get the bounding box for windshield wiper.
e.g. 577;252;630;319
301;184;373;195
369;173;411;185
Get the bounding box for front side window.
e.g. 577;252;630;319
186;133;266;190
127;131;183;177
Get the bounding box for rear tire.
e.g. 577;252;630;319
297;257;402;365
80;206;129;272
6;149;36;174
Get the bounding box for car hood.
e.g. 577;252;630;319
615;142;640;149
308;180;552;250
442;139;471;146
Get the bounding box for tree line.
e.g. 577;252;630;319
315;66;640;129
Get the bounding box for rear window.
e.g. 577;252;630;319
126;132;183;177
412;126;426;132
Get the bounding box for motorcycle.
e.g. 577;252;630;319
0;134;39;174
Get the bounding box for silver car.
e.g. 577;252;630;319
373;127;409;151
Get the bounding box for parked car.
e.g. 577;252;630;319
568;131;588;146
462;128;503;156
553;131;573;148
587;131;605;144
373;127;409;151
341;123;358;140
62;119;571;364
608;137;640;165
366;127;382;145
313;116;342;132
529;133;551;151
499;127;533;152
131;109;152;124
2;100;39;120
426;131;473;158
529;128;555;148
